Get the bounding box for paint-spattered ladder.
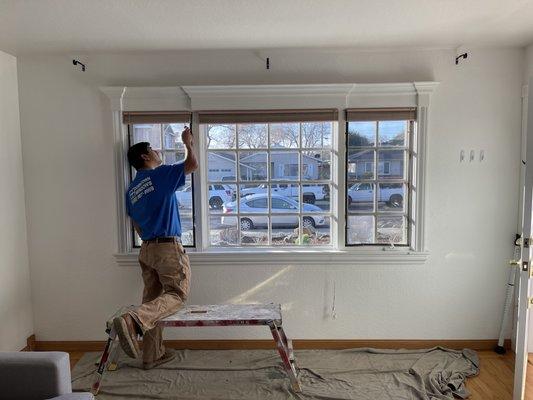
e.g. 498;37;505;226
92;303;301;394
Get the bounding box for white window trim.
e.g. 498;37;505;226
115;248;429;268
101;82;438;267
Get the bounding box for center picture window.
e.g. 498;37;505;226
199;110;337;248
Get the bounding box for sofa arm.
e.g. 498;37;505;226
0;352;72;400
48;395;95;400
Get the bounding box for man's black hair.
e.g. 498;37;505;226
127;142;151;170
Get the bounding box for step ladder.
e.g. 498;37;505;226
91;303;301;394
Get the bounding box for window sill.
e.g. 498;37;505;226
114;248;428;267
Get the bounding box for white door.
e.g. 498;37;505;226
514;79;533;400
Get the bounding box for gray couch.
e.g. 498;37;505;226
0;352;94;400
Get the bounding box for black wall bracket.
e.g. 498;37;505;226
455;53;468;65
72;59;86;71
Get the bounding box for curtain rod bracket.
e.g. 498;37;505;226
455;53;468;65
73;59;86;71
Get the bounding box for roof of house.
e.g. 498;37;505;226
347;149;404;162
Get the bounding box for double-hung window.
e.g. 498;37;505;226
123;111;195;247
199;109;338;248
345;108;416;246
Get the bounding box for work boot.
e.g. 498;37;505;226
143;349;177;370
113;314;141;359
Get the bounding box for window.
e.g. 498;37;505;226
380;161;391;175
124;112;195;247
272;197;297;210
104;84;435;264
345;108;416;246
199;109;337;248
247;198;269;208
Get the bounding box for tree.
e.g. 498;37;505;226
348;131;372;147
270;123;299;148
237;124;267;148
207;124;236;148
302;122;331;148
381;132;405;146
205;122;337;149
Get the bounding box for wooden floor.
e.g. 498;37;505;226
67;350;533;399
69;351;85;369
528;358;533;400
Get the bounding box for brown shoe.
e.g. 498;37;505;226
143;349;177;370
113;314;141;359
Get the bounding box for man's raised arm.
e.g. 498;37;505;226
182;127;198;175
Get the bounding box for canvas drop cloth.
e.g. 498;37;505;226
72;346;479;400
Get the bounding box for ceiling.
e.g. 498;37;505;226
1;0;533;56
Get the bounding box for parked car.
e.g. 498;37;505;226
240;184;327;204
347;182;403;207
209;184;233;209
221;193;327;230
175;184;233;209
175;184;193;209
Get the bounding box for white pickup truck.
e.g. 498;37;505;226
175;184;233;209
240;183;327;204
347;183;403;207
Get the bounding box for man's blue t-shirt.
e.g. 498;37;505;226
126;163;186;241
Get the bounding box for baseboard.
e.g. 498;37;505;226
20;334;36;351
34;338;512;352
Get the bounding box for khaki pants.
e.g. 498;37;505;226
129;241;190;363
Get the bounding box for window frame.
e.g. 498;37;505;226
102;83;436;266
126;122;196;248
344;117;414;247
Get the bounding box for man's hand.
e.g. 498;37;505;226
182;127;193;147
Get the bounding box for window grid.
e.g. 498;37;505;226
345;120;414;246
127;123;195;248
204;122;334;247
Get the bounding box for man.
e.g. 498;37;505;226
113;126;198;369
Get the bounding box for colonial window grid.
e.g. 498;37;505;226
345;109;417;247
201;120;336;248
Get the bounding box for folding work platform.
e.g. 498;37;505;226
92;303;301;395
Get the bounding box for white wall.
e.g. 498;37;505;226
524;43;533;352
17;47;523;341
524;44;533;82
0;50;33;350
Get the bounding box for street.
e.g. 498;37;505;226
178;199;405;246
